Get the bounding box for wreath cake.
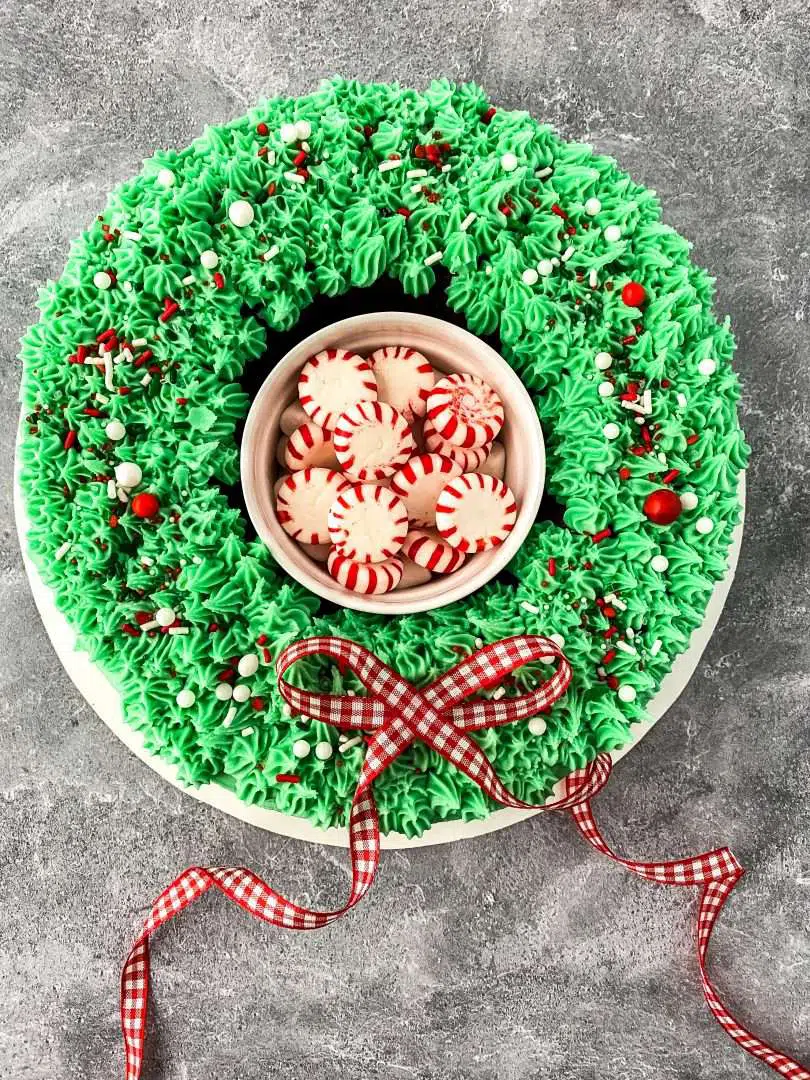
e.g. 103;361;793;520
17;77;747;837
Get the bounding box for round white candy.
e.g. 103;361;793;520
215;683;233;701
603;224;622;243
595;351;613;370
698;358;717;376
280;122;298;144
550;633;565;649
500;152;518;172
527;716;547;736
155;606;176;627
176;689;195;708
650;555;669;573
200;249;219;269
603;422;621;440
598;381;615;398
232;684;251;703
537;259;554;276
156;168;175;188
292;739;311;759
114;461;142;488
617;685;636;703
93;271;112;291
680;491;698;511
315;741;333;761
584;197;602;216
237;653;259;678
295;119;312;140
105;419;126;441
228;200;255;228
696;516;714;535
521;267;539;286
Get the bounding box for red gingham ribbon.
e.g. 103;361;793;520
120;636;808;1080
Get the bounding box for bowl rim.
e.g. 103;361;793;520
240;311;545;615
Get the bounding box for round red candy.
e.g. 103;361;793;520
621;281;647;308
131;492;160;519
643;488;681;525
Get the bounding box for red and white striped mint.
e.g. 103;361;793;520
390;453;463;527
284;421;338;471
423;415;491;471
435;472;518;553
327;483;409;564
367;345;435;420
327;549;403;595
298;348;378;430
332;401;415;481
402;528;467;574
275;468;350;545
426;372;504;448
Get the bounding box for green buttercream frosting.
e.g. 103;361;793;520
18;78;747;836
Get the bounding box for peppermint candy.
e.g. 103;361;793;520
298;348;378;430
435;472;517;553
326;550;404;594
390;453;463;527
327;483;409;564
275;468;350;545
402;527;467;573
332;401;415;481
423;415;491;470
426;372;504;448
367;345;435;419
284;421;339;471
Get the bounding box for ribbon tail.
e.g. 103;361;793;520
567;799;809;1080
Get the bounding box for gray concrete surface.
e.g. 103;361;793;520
1;1;809;1077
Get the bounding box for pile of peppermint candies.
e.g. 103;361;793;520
273;345;519;595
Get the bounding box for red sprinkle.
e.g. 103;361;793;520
121;623;141;637
213;272;225;289
63;430;77;450
622;335;638;347
547;557;557;577
267;182;276;197
217;668;235;682
603;649;617;665
551;203;568;219
159;297;179;323
208;623;219;633
591;527;613;544
686;433;699;445
76;344;88;364
133;349;153;368
176;397;188;405
251;697;265;711
82;407;102;417
109;514;119;528
293;150;308;166
662;468;680;484
603;626;617;639
275;774;301;784
618;466;632;480
395;207;411;218
257;633;268;645
602;606;616;619
481;106;497;124
96;328;116;342
606;675;619;690
256;122;269;136
262;647;272;664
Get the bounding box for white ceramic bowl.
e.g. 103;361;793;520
241;312;545;614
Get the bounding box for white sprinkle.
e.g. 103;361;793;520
95;393;109;403
698;357;717;376
474;637;484;649
604;593;627;612
424;250;443;267
621;398;647;414
537;259;554;277
410;181;425;193
589;269;599;289
650;639;662;656
241;727;254;737
156;168;175;188
141;373;152;387
292;739;311;759
279;122;298;144
141;556;154;566
521;267;539;286
215;683;233;702
676;392;688;408
657;452;668;464
459;211;477;232
617;684;636;703
528;715;547;736
121;348;133;363
131;338;147;348
232;684;251;703
378;158;403;172
54;541;71;561
551;257;560;266
696;516;714;535
107;479;117;500
181;274;194;286
616;640;638;657
604;224;622;243
520;601;540;615
122;230;141;241
626;627;636;640
284;170;305;184
603;422;621;440
176;688;195;708
680;491;698;511
299;143;309;154
441;163;451;173
491;686;506;701
584;197;601;216
635;416;645;425
598;381;614;398
407;168;428;179
140;620;160;631
340;736;363;753
535;166;553;179
200;250;218;270
643;389;653;413
295;119;312;141
238;653;259;678
103;353;114;391
228;199;255;227
155;606;176;627
122;281;132;293
595;352;613;371
263;244;280;262
650;554;669;573
560;245;575;262
315;741;334;761
223;706;237;728
117;487;129;503
500;152;518;172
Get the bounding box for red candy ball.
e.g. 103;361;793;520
131;492;160;519
621;281;647;308
643;488;682;526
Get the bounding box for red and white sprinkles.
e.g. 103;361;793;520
274;344;517;596
435;472;517;553
426;372;504;448
332;401;415;480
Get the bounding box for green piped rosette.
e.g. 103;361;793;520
18;78;747;837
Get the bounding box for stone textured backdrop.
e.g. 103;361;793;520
1;1;808;1077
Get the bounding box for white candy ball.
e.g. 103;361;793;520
603;422;621;440
598;381;615;398
696;516;714;535
521;267;539;286
280;122;298;144
550;633;565;649
237;653;259;678
617;685;636;704
232;684;251;703
584;197;602;216
650;554;669;573
595;351;613;370
93;271;112;291
698;358;717;376
315;741;333;761
292;739;311;759
228;200;255;228
176;688;195;708
500;152;518;172
215;683;233;701
114;461;142;488
200;249;219;270
680;491;698;511
105;419;126;441
537;259;554;277
527;716;547;736
156;168;175;188
603;224;622;243
155;606;176;627
295;119;312;140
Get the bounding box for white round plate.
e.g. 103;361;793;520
14;457;744;849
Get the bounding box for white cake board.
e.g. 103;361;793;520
14;470;745;849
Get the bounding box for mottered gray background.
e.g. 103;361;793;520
1;1;808;1077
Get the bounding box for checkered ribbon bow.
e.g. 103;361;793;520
121;635;808;1080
